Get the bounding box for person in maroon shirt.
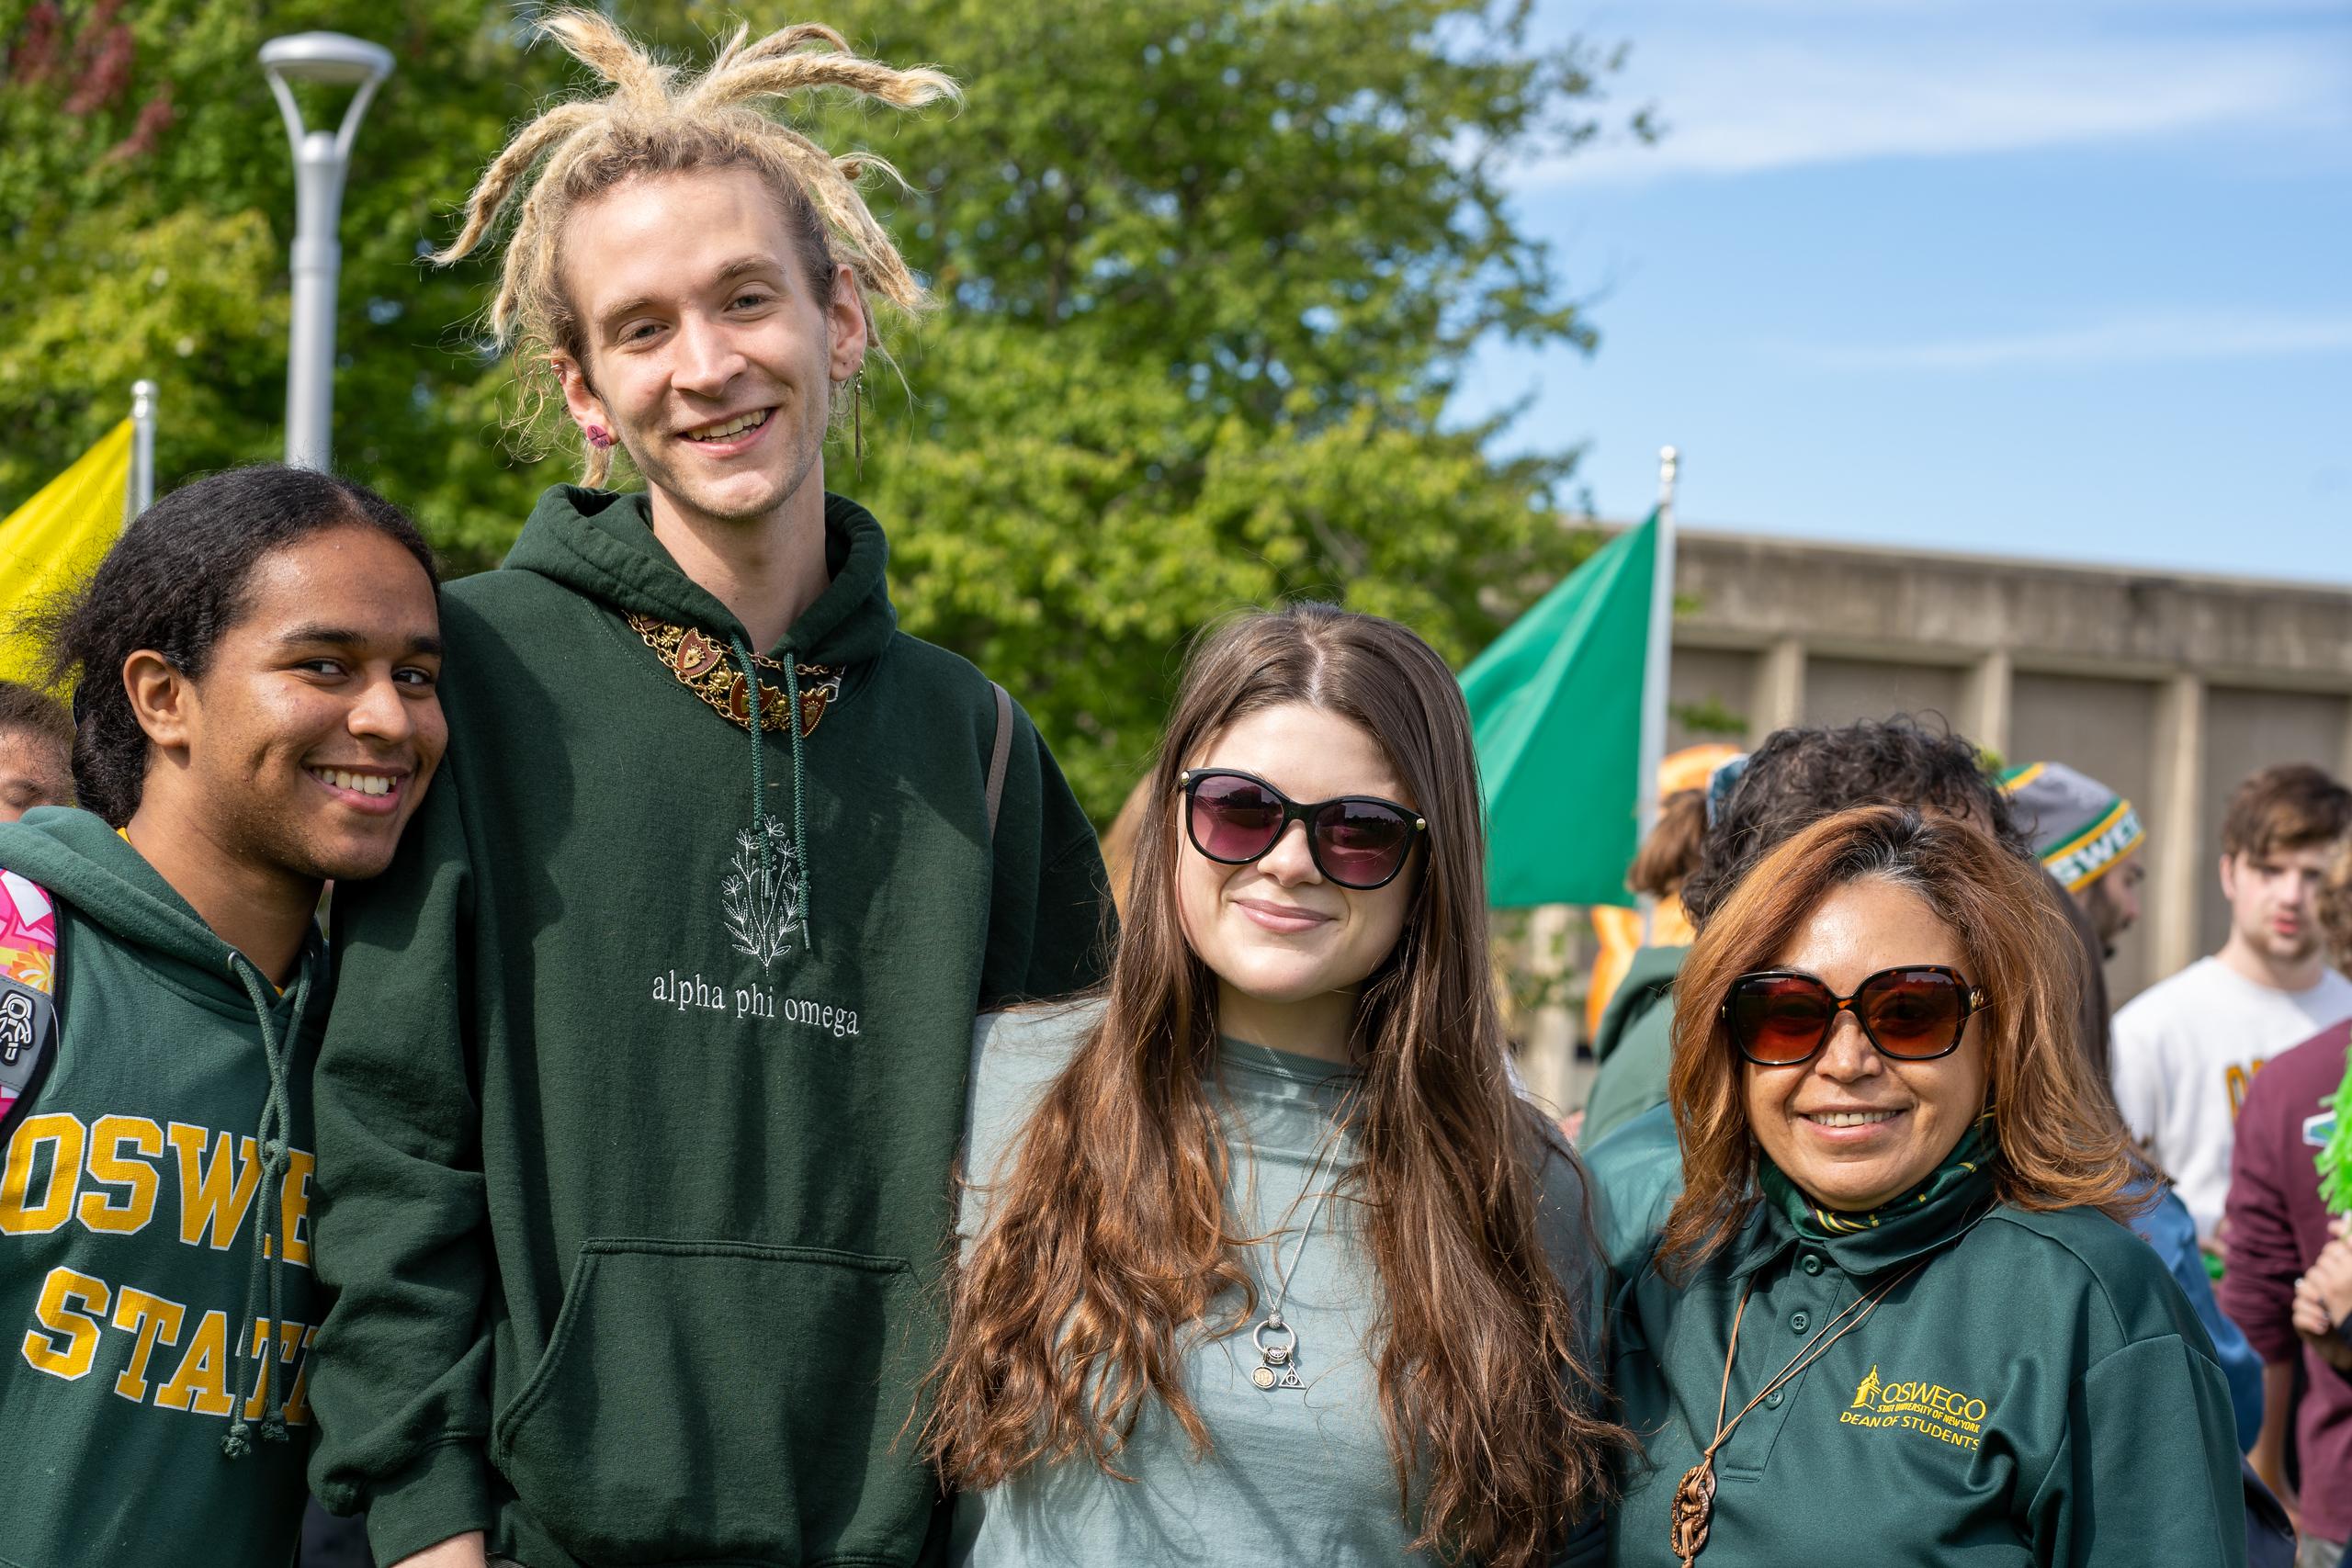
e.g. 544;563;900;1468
2222;1015;2352;1562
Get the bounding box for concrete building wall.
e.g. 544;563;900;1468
1668;530;2352;1007
1801;657;1968;734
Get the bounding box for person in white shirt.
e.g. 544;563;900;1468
2114;762;2352;1245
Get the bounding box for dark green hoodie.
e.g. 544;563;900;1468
0;808;326;1568
307;489;1109;1568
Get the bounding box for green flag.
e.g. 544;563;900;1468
1462;512;1658;909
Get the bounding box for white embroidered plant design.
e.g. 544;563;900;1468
721;817;802;968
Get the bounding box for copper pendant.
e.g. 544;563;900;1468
1668;1461;1716;1564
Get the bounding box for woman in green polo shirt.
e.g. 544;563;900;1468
1611;803;2245;1568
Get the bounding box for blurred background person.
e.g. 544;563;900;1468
0;681;73;821
1578;752;1727;1145
2116;764;2352;1249
2222;832;2352;1558
2001;760;2147;1077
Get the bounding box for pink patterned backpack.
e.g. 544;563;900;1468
0;867;59;1136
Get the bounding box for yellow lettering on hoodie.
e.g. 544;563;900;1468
154;1307;236;1416
77;1114;164;1235
108;1285;187;1403
167;1122;260;1251
0;1112;85;1235
240;1319;316;1424
21;1266;109;1380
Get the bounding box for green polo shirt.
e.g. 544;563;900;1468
1608;1122;2246;1567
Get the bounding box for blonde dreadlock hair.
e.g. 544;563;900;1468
435;9;958;485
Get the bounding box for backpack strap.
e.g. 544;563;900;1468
985;682;1014;840
0;868;61;1141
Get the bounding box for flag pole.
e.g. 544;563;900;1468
1634;446;1679;942
129;379;156;519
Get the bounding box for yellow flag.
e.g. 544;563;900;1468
0;421;132;682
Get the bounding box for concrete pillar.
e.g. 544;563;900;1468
1962;648;2014;761
1750;637;1806;740
2150;672;2207;982
1513;903;1581;1118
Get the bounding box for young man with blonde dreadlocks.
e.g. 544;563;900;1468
302;16;1110;1568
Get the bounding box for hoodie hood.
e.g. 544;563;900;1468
503;486;899;668
0;807;300;996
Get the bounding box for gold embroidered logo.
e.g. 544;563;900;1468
1838;1365;1988;1451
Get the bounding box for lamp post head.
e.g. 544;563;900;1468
259;31;392;163
258;32;393;86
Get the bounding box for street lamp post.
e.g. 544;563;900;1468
258;32;393;471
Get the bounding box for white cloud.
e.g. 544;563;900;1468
1521;6;2351;186
1780;310;2352;370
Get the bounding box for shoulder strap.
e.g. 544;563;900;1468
986;682;1014;839
0;868;62;1141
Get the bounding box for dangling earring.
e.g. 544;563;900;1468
852;371;865;480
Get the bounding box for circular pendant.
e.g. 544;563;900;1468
1251;1365;1277;1390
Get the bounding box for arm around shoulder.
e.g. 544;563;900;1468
306;779;499;1560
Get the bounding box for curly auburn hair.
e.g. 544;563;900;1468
923;604;1625;1568
432;9;958;484
1659;804;2144;1278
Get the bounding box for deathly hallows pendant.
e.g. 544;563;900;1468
1250;1313;1306;1391
1669;1461;1716;1563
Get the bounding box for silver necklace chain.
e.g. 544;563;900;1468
1248;1115;1351;1392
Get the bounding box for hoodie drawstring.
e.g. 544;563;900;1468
732;636;813;953
223;953;311;1459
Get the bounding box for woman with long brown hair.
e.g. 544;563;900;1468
1610;804;2245;1567
925;604;1623;1566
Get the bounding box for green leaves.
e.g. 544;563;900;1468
1;0;1634;818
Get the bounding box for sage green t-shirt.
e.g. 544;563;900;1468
952;1001;1607;1568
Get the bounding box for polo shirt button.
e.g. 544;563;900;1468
1801;1254;1824;1276
1790;1310;1811;1332
1765;1389;1784;1408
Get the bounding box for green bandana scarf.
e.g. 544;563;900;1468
1757;1109;1999;1275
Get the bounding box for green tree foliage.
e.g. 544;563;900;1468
0;0;568;560
2;0;1641;818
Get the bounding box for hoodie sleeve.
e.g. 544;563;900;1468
305;772;496;1562
978;696;1112;1008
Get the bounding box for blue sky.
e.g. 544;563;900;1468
1455;0;2351;583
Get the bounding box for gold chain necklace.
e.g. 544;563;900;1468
1668;1257;1927;1565
624;613;843;739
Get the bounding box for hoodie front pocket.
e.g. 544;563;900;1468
493;1238;934;1566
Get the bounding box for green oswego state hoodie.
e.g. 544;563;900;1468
307;489;1109;1568
0;808;326;1568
